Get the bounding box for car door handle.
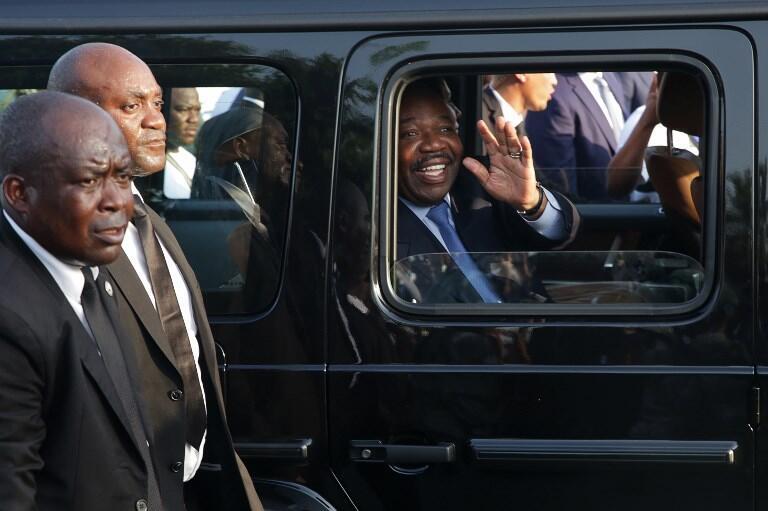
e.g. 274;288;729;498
350;440;456;464
235;438;312;461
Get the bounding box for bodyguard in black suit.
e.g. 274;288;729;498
0;92;153;509
48;43;262;510
395;79;579;303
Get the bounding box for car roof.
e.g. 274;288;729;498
2;0;768;32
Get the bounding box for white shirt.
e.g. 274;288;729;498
401;188;566;251
126;184;206;482
579;72;625;133
163;146;196;199
3;210;98;336
488;85;524;128
618;105;700;203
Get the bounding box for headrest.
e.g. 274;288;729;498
657;71;705;137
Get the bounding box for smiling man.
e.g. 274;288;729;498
0;91;154;509
396;78;579;303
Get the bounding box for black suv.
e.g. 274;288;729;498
3;0;768;509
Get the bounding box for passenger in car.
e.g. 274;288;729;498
47;42;263;511
482;72;558;137
396;78;580;303
191;102;292;310
164;87;202;199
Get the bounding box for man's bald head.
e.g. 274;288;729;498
0;91;122;180
0;91;134;265
48;42;167;175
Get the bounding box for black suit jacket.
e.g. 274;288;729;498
395;169;580;303
481;86;526;137
0;215;151;510
107;203;262;511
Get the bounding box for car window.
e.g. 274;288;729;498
133;65;297;315
388;67;710;311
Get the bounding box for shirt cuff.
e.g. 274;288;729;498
521;187;566;240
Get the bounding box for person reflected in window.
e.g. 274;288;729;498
164;87;201;199
192;103;292;309
482;73;558;137
396;78;580;304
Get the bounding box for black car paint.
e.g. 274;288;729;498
0;2;765;509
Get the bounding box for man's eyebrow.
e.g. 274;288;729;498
125;85;163;99
400;114;453;123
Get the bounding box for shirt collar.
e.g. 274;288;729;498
488;85;524;128
2;210;97;304
400;193;451;221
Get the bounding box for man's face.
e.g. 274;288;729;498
80;54;166;176
22;118;134;265
398;88;463;206
521;73;558;112
168;88;201;148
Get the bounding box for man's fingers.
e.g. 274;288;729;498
520;135;534;168
463;156;490;183
476;120;500;157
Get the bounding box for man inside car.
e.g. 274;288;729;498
396;78;579;303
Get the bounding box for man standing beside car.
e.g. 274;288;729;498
47;42;262;511
0;91;157;509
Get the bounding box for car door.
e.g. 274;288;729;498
328;26;756;510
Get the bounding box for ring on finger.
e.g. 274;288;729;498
507;149;523;160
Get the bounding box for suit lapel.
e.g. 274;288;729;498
0;214;139;451
107;250;176;367
567;74;618;151
144;205;220;391
482;87;499;125
397;199;446;260
603;72;630;118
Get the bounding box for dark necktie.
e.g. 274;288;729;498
81;268;161;508
132;198;207;448
426;202;502;303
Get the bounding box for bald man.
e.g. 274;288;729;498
0;91;154;509
48;43;262;511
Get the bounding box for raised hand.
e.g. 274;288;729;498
463;115;540;211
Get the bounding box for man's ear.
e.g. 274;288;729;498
1;174;31;216
233;135;260;161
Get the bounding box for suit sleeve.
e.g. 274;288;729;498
0;310;46;510
495;189;581;251
525;95;579;197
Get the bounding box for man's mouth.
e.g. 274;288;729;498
93;224;127;245
412;155;453;184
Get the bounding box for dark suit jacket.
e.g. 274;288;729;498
525;72;649;201
395;169;579;303
107;204;262;511
481;86;526;137
0;215;151;510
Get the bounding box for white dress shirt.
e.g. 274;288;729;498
3;210;97;336
163;146;196;199
488;85;525;129
578;72;625;134
126;184;206;482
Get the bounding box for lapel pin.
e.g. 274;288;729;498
104;281;113;297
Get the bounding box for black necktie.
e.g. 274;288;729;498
81;268;161;507
132;198;207;448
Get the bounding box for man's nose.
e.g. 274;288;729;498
142;107;166;130
100;178;132;212
421;130;446;151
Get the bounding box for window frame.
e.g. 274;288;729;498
377;53;721;318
